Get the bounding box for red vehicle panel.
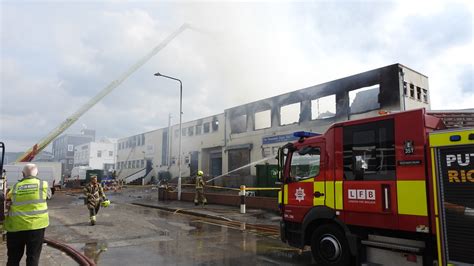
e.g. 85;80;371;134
343;181;392;213
287;182;314;206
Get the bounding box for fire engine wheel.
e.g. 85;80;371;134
310;224;351;266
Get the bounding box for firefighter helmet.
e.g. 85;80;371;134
197;170;204;176
101;200;111;207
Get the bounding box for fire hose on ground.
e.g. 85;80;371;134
44;237;96;266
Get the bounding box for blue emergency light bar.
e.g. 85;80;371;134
293;131;321;138
449;135;461;142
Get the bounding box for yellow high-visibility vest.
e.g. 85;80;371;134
5;177;49;232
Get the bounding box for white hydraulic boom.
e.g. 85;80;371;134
17;24;190;162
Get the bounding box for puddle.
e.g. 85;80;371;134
83;240;108;264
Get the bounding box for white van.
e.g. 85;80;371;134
4;163;61;197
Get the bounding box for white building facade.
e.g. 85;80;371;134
74;139;117;172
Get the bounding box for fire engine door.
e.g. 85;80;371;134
341;119;399;229
283;143;325;222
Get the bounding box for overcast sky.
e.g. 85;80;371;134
1;0;473;152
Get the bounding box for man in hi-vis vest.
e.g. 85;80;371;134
5;163;50;266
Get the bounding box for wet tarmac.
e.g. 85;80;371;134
45;190;316;265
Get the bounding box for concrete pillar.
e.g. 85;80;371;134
300;100;312;122
271;105;280;128
246;110;254;132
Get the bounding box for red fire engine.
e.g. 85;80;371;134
278;108;474;265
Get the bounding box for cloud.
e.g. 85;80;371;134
1;1;473;152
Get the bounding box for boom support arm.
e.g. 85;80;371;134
17;24;190;162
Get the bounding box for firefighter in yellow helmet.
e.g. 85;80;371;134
83;175;109;225
194;170;207;206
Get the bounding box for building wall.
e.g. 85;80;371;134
400;66;430;111
73;143;90;166
116;132;148;179
221;64;430;187
116;114;226;181
429;109;474;128
74;141;116;172
116;64;432;187
52;132;95;176
167;114;225;179
89;142;116;170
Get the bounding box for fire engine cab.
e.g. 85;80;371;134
277;108;474;265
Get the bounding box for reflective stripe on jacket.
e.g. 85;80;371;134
5;177;49;232
84;183;105;209
195;176;205;189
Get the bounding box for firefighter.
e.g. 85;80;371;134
83;175;109;226
4;164;50;266
194;170;207;206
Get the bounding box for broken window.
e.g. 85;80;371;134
280;102;300;126
196;125;202;135
188;127;194;136
311;94;336;119
403;82;407;96
416;86;422;100
410;84;415;98
212;118;219;131
255;110;271;130
231;115;247;134
203;122;210;133
422;89;428;103
228;148;250;176
349;85;380;114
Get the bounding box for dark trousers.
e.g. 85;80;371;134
0;193;4;222
89;204;100;217
7;228;45;266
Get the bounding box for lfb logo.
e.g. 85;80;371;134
348;189;376;200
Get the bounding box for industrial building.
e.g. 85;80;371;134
73;137;117;173
116;63;431;186
51;129;96;176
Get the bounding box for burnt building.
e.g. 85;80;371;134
117;64;432;187
221;64;429;187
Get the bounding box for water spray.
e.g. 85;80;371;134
206;156;274;183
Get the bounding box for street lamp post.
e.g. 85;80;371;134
154;72;183;200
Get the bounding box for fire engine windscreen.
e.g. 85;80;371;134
290;147;320;181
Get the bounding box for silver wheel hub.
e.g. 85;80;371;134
319;235;341;261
